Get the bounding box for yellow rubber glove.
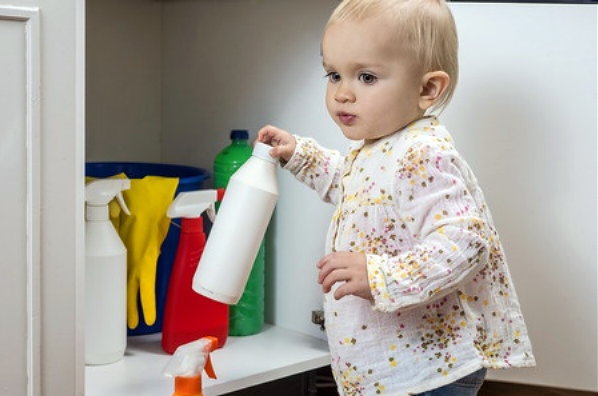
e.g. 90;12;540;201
118;176;179;329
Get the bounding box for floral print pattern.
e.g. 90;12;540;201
284;117;535;395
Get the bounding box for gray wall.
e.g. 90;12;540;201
86;0;162;162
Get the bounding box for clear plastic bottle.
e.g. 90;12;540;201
213;131;267;336
194;142;278;332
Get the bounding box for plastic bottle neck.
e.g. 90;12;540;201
173;375;202;396
231;139;249;145
251;142;277;164
181;217;204;233
86;205;109;221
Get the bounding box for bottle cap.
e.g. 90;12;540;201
174;375;201;396
230;129;249;140
252;142;277;164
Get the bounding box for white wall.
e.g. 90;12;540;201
446;4;597;390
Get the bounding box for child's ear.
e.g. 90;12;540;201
418;71;450;111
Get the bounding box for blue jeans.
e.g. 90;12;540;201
416;368;487;396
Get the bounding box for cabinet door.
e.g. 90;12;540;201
0;6;38;395
0;1;84;395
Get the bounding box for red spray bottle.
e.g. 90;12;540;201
162;190;228;354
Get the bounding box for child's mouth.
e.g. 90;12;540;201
338;112;356;125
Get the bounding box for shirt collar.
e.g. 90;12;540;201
350;116;439;151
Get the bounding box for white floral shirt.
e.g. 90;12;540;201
284;117;535;395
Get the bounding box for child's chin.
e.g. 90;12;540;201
339;126;366;141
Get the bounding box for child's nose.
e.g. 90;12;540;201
334;83;355;103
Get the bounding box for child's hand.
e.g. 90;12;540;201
317;252;373;301
257;125;297;163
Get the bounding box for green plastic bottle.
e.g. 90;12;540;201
213;130;265;336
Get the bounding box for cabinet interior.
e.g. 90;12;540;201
86;0;339;339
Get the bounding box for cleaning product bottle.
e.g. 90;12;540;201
193;142;278;309
213;129;252;190
214;130;266;336
163;336;219;396
162;190;228;354
85;178;131;365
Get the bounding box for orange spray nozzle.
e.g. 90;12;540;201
170;336;219;396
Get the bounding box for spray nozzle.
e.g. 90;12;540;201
85;179;131;220
166;189;224;222
163;337;218;396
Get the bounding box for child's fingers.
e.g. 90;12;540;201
257;125;284;144
321;268;350;293
317;252;371;300
335;278;373;301
334;281;357;300
270;145;290;158
257;126;275;143
317;253;344;283
257;125;296;162
317;252;340;269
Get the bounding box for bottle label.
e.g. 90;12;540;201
194;181;277;305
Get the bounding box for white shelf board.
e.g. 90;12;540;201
85;325;330;396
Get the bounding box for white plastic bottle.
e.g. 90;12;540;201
193;142;278;304
85;179;131;365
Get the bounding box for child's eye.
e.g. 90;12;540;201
359;73;377;84
325;72;341;83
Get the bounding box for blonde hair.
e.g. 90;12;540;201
327;0;459;113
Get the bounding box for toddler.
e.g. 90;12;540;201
258;0;535;394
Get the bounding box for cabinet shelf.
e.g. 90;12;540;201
86;325;330;396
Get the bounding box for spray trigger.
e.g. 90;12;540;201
116;191;131;215
206;204;216;223
206;188;224;222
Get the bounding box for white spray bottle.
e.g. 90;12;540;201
85;178;131;365
193;142;278;304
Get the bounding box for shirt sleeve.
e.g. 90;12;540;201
367;139;491;312
283;135;344;205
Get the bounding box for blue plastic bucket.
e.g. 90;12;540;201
86;162;209;335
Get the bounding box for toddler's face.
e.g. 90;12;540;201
322;16;423;141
